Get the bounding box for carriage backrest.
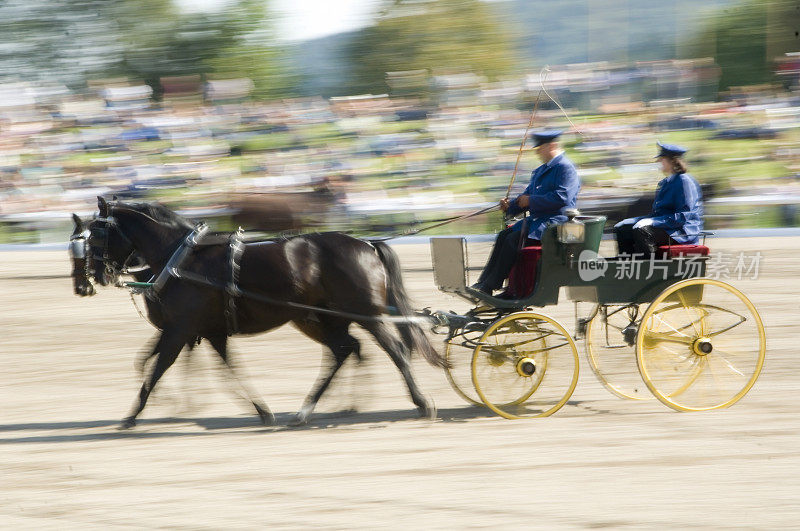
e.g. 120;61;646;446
430;237;468;293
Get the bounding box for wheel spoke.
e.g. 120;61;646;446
676;290;702;337
650;312;692;338
709;349;746;378
586;305;649;400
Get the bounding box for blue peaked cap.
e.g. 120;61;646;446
655;141;688;158
530;130;563;147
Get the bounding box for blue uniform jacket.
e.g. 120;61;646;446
623;173;704;244
506;153;581;240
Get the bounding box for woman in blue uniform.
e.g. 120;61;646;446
471;130;581;294
614;142;703;256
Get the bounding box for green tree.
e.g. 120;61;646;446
0;0;124;87
689;0;800;90
0;0;295;99
113;0;293;98
345;0;519;95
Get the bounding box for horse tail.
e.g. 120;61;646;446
371;241;448;369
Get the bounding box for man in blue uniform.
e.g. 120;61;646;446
614;142;703;255
471;130;581;294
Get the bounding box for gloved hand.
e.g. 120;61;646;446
614;217;637;229
633;218;654;229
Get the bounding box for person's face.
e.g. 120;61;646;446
657;156;672;175
535;142;553;162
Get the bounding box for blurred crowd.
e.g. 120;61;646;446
1;57;800;243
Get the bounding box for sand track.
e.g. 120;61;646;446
1;239;797;528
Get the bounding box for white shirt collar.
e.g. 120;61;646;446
545;150;564;167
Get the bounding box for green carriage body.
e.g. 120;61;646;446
431;215;707;308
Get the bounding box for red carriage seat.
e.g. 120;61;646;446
658;244;710;258
504;246;542;298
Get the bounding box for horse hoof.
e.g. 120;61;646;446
119;417;137;430
256;407;275;426
288;414;309;427
417;404;437;421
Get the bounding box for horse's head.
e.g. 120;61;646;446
87;197;139;287
88;196;191;286
69;213;95;296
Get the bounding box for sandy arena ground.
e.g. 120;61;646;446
0;238;798;528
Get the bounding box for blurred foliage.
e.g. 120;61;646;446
112;0;294;98
0;0;121;86
0;0;293;97
344;0;518;96
689;0;800;90
2;0;796;100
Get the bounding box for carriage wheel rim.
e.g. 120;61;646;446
636;278;766;412
444;340;483;406
472;311;579;419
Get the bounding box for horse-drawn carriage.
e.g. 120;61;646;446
427;212;766;419
71;198;766;426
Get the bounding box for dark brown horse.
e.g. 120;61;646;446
87;197;444;428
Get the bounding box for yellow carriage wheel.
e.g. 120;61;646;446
472;312;579;419
585;304;652;400
448;322;548;407
445;336;483;406
636;278;766;411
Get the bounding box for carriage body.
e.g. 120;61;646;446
431;215;706;307
430;215;765;420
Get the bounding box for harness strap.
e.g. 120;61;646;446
122;227;426;326
225;228;245;335
151;223;210;296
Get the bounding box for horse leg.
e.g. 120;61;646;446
364;321;435;419
120;329;186;429
135;336;198;416
206;334;275;426
290;324;360;426
134;334;163;377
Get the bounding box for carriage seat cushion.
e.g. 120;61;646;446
658;244;710;258
505;246;542;298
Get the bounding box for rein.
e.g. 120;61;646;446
370;203;500;242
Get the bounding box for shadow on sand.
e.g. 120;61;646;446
0;405;504;444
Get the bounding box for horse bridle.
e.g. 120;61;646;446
90;215;144;282
69;228;92;283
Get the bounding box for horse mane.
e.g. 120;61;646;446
113;201;195;231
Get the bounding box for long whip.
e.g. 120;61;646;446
538;65;584;137
505;66;550;200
